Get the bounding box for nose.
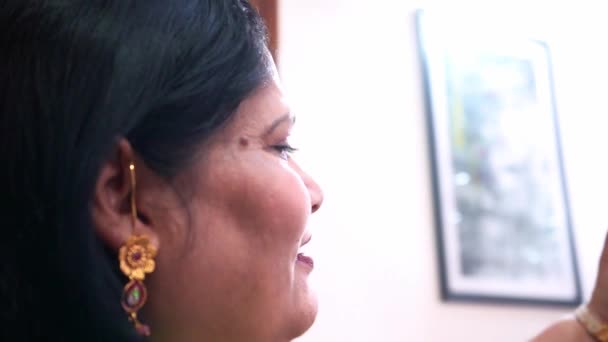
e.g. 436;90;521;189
290;159;324;213
306;173;323;214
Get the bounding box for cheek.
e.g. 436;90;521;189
190;156;311;276
245;164;311;245
191;161;312;327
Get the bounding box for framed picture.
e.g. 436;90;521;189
416;11;582;306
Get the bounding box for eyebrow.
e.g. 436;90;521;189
263;113;295;136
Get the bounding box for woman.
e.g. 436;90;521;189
1;1;320;341
0;0;605;341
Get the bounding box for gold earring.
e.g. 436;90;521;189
118;162;157;336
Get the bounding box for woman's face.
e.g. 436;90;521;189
145;75;323;342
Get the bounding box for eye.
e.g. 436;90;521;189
272;144;298;160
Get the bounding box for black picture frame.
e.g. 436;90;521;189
416;10;582;306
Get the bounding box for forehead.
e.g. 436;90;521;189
228;78;291;134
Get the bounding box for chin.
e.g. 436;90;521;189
286;289;318;340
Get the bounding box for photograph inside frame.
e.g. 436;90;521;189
417;11;581;305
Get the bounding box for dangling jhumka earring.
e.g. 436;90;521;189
119;162;157;336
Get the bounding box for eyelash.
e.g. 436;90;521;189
272;144;298;159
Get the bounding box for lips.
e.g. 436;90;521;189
297;253;314;268
296;233;314;269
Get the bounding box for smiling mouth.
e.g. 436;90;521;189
297;253;314;268
296;234;314;269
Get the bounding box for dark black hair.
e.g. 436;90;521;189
0;0;270;340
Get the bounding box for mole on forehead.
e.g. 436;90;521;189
238;137;250;147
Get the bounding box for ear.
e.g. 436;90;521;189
91;139;159;251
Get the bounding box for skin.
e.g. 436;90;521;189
89;65;608;342
92;72;323;341
532;231;608;342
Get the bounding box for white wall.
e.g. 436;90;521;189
279;1;608;341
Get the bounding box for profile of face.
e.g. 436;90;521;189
94;71;323;341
